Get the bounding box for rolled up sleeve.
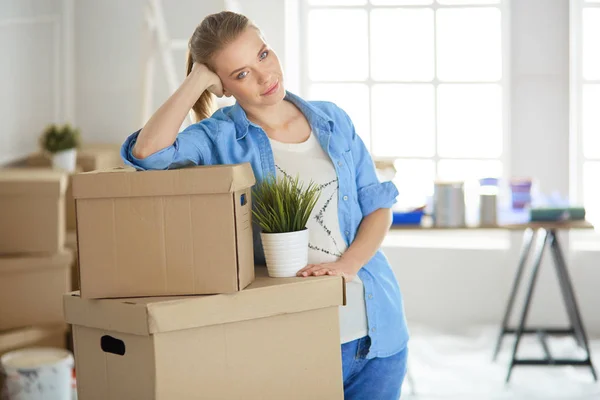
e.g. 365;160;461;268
357;180;399;217
341;109;399;217
121;121;215;171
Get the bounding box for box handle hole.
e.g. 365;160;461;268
240;193;247;206
101;335;126;356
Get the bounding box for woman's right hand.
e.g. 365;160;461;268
191;62;224;97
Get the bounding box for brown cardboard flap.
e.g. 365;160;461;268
0;250;73;273
72;163;256;199
0;169;67;196
65;231;78;251
64;294;152;335
63;268;345;336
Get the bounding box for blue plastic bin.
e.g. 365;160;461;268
392;210;424;225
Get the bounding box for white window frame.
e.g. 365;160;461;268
569;0;600;251
297;0;511;249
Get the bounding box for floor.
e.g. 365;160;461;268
400;324;600;400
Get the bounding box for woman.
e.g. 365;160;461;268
121;11;409;399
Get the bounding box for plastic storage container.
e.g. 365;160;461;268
479;178;499;226
392;210;424;225
510;178;533;210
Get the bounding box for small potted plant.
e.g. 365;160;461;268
39;123;81;172
252;174;321;278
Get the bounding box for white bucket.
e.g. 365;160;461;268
52;148;77;173
261;229;309;278
1;347;74;400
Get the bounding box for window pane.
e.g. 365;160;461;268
308;84;371;145
308;9;368;81
371;0;432;5
583;9;600;80
438;0;500;4
392;159;435;209
437;8;502;81
583;162;600;225
437;84;502;158
437;159;502;181
582;85;600;158
371;8;434;81
309;0;366;5
372;84;435;157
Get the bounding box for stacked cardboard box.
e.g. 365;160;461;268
13;143;124;290
64;164;346;399
25;143;123;172
65;231;79;291
71;164;256;298
0;169;67;254
26;144;124;231
0;169;74;370
8;145;123;360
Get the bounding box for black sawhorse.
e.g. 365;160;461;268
492;224;597;382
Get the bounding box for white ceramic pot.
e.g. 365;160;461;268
1;347;74;400
261;229;309;278
52;148;77;172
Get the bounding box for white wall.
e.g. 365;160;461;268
73;0;286;145
0;0;74;163
74;0;225;145
1;0;297;150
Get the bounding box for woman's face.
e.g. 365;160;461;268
211;27;285;108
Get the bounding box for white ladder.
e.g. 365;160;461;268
140;0;242;128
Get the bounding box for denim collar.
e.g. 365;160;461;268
229;91;335;140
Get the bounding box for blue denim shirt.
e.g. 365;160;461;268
121;91;409;358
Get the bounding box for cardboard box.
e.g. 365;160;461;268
0;169;67;254
10;165;80;233
77;145;124;172
73;164;256;299
66;231;79;291
64;269;345;400
0;324;68;356
65;169;82;231
0;250;73;331
26;144;123;172
0;324;68;390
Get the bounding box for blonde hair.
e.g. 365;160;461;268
186;11;257;122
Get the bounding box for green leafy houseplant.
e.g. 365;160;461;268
252;174;321;234
39;124;81;154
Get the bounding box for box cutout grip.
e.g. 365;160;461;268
101;335;126;356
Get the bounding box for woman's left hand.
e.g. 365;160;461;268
296;258;360;282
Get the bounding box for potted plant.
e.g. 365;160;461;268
39;123;81;172
252;174;321;278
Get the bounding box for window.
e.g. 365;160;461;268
300;0;508;211
570;0;600;250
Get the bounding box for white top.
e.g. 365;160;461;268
269;132;368;344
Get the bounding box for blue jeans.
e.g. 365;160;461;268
341;336;408;400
